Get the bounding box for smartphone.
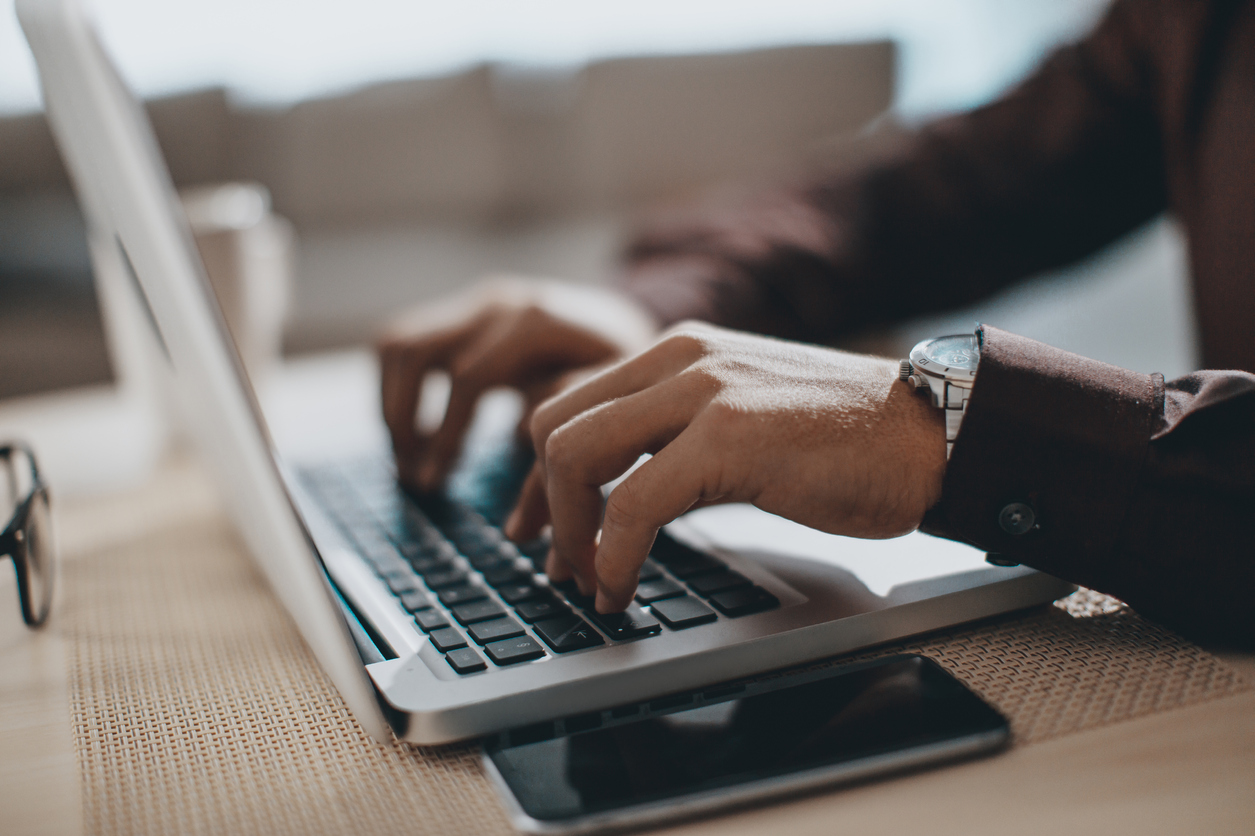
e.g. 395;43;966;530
482;655;1009;835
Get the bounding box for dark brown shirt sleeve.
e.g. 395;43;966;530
920;326;1255;646
618;0;1255;646
620;0;1166;343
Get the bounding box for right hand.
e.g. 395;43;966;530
377;276;658;490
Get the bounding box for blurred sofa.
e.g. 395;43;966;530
0;40;894;393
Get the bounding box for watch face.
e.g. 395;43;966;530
922;335;980;371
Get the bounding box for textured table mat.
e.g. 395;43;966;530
62;515;1249;836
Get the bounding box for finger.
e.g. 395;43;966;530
378;325;474;476
545;548;574;583
542;379;703;594
504;463;550;542
378;341;429;456
529;329;709;467
516;377;564;442
594;428;716;612
373;341;439;479
417;312;525;489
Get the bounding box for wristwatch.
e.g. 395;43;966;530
899;332;981;458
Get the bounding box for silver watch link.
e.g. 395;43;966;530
898;332;981;459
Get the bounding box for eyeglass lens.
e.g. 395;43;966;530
3;446;55;627
16;493;54;626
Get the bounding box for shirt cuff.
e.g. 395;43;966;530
920;325;1162;594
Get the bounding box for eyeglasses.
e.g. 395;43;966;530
0;443;55;627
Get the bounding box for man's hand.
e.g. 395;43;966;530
377;277;658;490
505;322;948;613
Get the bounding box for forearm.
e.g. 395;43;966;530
619;0;1166;343
921;326;1255;645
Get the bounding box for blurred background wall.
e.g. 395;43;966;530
0;0;1195;417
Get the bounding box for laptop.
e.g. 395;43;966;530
19;0;1073;745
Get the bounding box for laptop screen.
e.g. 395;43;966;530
18;0;390;740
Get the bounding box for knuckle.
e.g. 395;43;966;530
529;405;558;454
666;318;714;336
530;389;574;449
517;302;548;324
447;357;486;391
683;363;725;395
656;323;715;360
375;335;408;361
692;399;747;450
542;424;577;474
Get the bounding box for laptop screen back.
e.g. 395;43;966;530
17;0;389;741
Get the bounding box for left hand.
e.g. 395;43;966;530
504;322;948;612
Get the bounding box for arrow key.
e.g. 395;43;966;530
533;614;606;653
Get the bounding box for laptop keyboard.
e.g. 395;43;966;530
300;457;779;677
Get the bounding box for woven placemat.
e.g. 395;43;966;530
62;515;1248;835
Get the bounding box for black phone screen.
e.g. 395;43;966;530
486;655;1007;823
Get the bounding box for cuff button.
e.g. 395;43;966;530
999;502;1036;535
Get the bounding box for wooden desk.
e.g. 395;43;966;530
2;455;1252;836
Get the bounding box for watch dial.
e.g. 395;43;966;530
922;335;980;370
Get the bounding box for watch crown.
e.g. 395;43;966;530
898;359;913;381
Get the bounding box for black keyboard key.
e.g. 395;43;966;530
484;635;546;666
438;584;488;606
410;555;457;575
409;552;459;572
650;595;717;629
709;586;780;617
637;559;664;582
661;553;723;580
498;582;544;605
428;627;468;652
689;570;752;597
516;537;550;571
467;545;516;570
587;604;662;640
483;565;530;588
468;552;512;573
446;647;487;674
402;533;452;557
424;568;470;590
553;580;595;609
515;596;570;623
451;599;507;625
414;609;449;632
468;617;526;645
385;573;424;595
532;614;605;652
399;590;433;612
635;578;685;604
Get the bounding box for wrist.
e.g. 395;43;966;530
899;381;949;511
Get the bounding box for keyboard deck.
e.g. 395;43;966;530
300;458;779;677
